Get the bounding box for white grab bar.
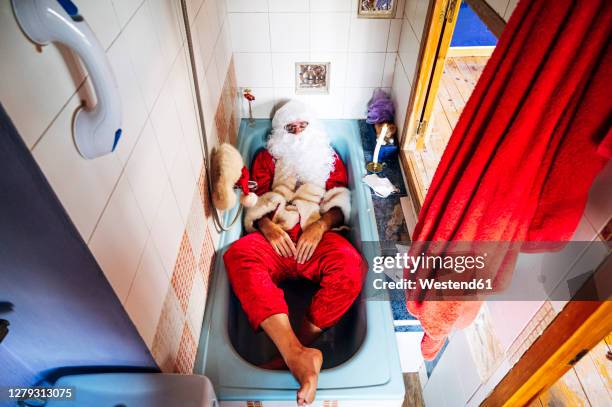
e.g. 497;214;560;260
12;0;122;159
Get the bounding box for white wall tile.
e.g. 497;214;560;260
234;53;274;87
391;58;411;138
383;52;397;87
348;16;390;52
487;0;510;19
195;0;221;70
584;160;612;233
205;57;222;108
216;0;228;25
169;138;197;223
151;181;185;275
398;18;420;82
504;0;519;21
451;332;483;402
404;0;417;21
309;87;346;119
89;174;149;303
229;13;270;52
395;0;406;17
80;0;122;51
111;0;144;28
274;87;300;105
187;270;207;336
125;121;167;230
214;20;233;80
0;1;84;148
125;237;170;348
241;87;276;118
411;0;429;41
32;94;122;241
150;81;184;172
395;331;424;372
190;28;207;86
170;50;204;173
387;18;403;52
487;301;543;352
269;13;310;53
343;87;376;118
227;0;268;13
272;53;309;87
196;65;215;139
310;52;348;88
274;87;313;106
148;0;183;68
184;0;205;25
571;215;599;242
106;30;149;165
123;2;168;110
205;0;222;32
310;13;351;52
310;0;352;12
269;0;309;13
346;53;386;87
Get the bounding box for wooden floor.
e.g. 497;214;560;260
529;334;612;407
408;56;489;198
402;373;425;407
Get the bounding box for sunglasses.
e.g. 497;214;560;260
284;121;309;132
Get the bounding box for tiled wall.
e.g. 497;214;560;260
419;161;612;406
486;0;519;21
0;0;238;374
392;0;429;140
227;0;406;119
391;0;519;141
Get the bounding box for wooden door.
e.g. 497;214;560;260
400;0;461;209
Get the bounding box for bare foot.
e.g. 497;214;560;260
284;347;323;406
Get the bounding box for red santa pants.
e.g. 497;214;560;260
223;231;365;330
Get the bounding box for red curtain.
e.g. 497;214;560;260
407;0;611;360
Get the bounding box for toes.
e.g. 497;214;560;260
298;375;317;404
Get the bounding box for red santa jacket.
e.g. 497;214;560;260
244;149;351;233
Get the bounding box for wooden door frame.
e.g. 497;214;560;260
399;0;461;211
398;2;612;405
482;254;612;406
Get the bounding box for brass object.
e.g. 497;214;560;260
366;162;384;173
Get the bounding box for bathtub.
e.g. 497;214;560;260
195;119;404;405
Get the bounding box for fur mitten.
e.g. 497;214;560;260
210;143;258;210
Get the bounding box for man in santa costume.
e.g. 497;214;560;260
223;100;365;406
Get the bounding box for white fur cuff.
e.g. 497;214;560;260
244;192;285;232
320;187;351;224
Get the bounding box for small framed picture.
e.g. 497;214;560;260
295;62;330;94
358;0;397;19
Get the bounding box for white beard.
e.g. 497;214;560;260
267;126;336;186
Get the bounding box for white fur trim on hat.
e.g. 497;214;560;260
272;100;316;130
320;187;351;224
244;191;285;232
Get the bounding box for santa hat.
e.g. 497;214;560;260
272;100;317;130
235;166;258;207
210;143;257;210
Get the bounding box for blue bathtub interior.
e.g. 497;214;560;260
195;119;404;402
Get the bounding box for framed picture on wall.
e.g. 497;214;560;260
358;0;397;18
295;62;330;94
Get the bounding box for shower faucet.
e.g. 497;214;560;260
12;0;122;159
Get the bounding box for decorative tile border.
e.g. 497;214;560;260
506;300;556;365
150;58;239;374
174;323;197;374
171;232;197;313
